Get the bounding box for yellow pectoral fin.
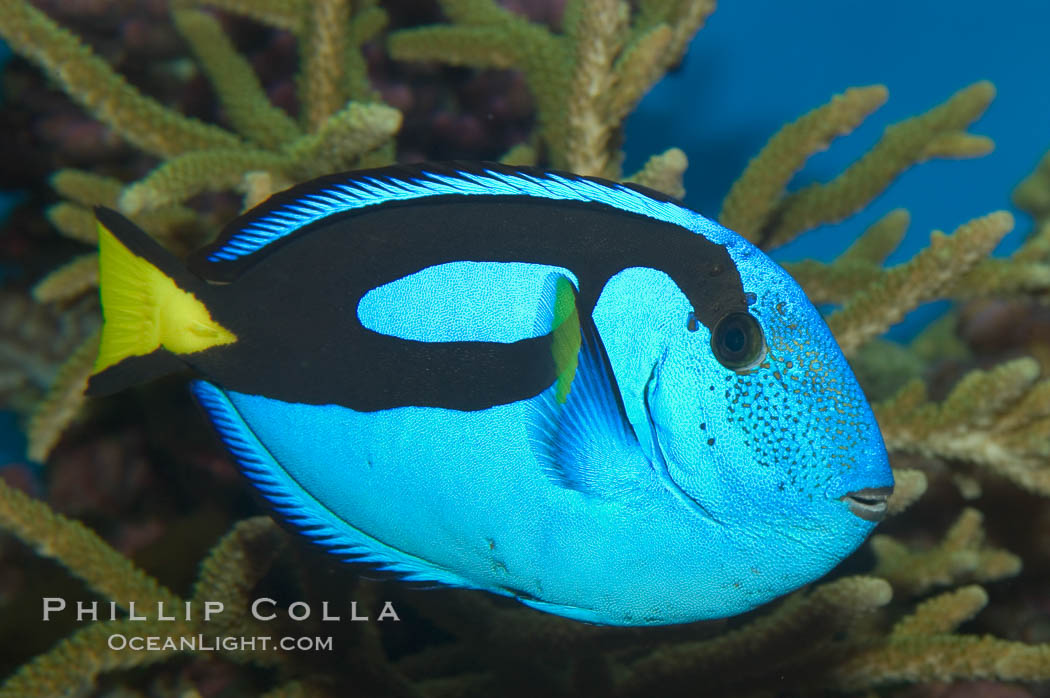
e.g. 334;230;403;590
94;220;235;375
550;277;581;404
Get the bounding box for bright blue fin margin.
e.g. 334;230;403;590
189;380;478;589
205;164;698;263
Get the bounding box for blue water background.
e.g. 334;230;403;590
625;0;1050;338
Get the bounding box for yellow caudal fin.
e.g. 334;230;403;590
91;208;236;388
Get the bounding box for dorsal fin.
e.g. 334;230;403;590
188;162;686;282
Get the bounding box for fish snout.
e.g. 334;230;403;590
840;486;894;522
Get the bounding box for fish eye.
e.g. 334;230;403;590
711;312;766;371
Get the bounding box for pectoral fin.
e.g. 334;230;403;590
527;276;654;499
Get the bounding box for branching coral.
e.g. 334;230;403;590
828;586;1050;690
0;0;400;213
785;208;1050;309
0;291;97;416
825;211;1014;356
0;479;293;696
25;329;99;463
389;0;713;178
720;82;995;249
0;0;400;461
871;508;1021;597
875;357;1050;495
1015;144;1050;225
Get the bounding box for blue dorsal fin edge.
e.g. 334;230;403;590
525;280;653;500
189;379;479;588
188;162;695;282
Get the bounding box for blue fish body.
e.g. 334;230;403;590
89;164;893;625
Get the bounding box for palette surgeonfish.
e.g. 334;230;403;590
87;163;893;626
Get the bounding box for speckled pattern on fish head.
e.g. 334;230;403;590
635;216;893;575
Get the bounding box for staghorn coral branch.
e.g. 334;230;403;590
283;101;402;177
186;0;308;33
0;0;244;158
242;170;295;210
919;131;994;159
826;211;1013;355
120;102;400;214
440;0;522;25
45;202;100;245
1014;219;1050;262
387;25;521;69
837;208;911;266
0;477;180;610
817;589;1050;693
663;0;717;68
562;0;629;177
192;517;286;605
389;0;706;174
891;586;988;637
349;5;389;45
345;6;389;101
499;142;539;166
945;257;1050;301
1014;145;1050;224
624;147;688;199
389;9;566;168
0;618;195;698
784;209;910;304
885;468;927;517
616;577;892;697
787;208;1050;306
720;86;888;243
0;292;99;416
31;254;98;304
829;635;1050;690
786;259;880;306
48;200;202;252
27;330;100;462
338;580;427;698
120;148;287;215
761;81;995;248
173;7;302;149
870;508;1021;598
631;0;716;69
606;23;672;124
0;510;330;692
876;358;1050;495
300;0;352;131
50;170;123;207
192;517;289;667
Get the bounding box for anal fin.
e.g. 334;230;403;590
189;380;477;588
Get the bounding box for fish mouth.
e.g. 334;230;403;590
840;486;894;522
